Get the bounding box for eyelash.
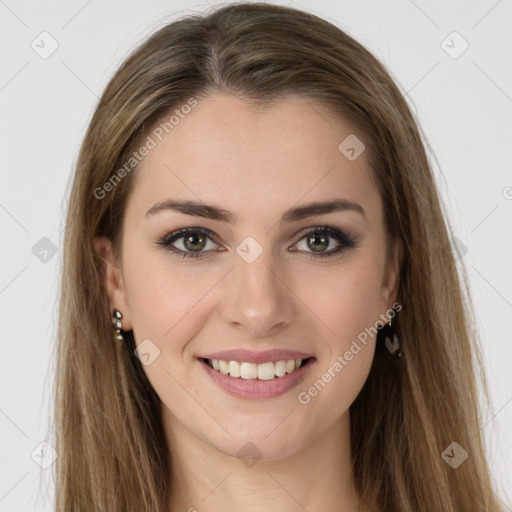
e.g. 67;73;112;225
155;224;357;260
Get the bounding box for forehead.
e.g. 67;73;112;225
126;93;381;226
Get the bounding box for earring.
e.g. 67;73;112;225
112;308;124;341
382;317;402;358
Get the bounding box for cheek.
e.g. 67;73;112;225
300;255;383;348
294;257;381;409
122;254;217;400
296;300;378;424
122;249;225;352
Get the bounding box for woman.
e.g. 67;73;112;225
54;2;503;511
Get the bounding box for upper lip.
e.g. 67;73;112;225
199;349;314;364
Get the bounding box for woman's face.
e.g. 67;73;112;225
98;92;399;460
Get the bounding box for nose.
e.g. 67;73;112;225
220;248;295;338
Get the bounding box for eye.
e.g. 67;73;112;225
156;225;357;259
156;227;221;258
291;225;357;259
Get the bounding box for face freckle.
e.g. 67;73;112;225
115;92;398;460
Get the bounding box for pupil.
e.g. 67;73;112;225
184;234;206;252
308;233;328;252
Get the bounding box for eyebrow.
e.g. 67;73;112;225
145;198;366;223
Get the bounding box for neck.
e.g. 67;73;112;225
163;408;361;512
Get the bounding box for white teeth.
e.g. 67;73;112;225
274;360;287;377
240;361;258;379
219;360;229;374
257;362;275;381
208;358;306;380
228;360;241;378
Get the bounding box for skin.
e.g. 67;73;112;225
95;93;400;512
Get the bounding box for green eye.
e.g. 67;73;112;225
291;225;357;259
158;227;217;258
157;225;357;259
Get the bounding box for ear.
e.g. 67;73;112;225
379;237;402;315
93;236;132;330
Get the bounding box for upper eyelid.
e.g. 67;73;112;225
162;225;352;249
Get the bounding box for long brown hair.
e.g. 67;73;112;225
54;2;504;510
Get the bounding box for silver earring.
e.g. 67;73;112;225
112;308;124;341
383;317;402;358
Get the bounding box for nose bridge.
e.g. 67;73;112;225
221;237;295;336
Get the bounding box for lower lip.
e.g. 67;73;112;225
199;358;316;399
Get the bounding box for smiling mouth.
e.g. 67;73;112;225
200;357;314;380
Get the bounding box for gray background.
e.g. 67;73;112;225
0;0;511;510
